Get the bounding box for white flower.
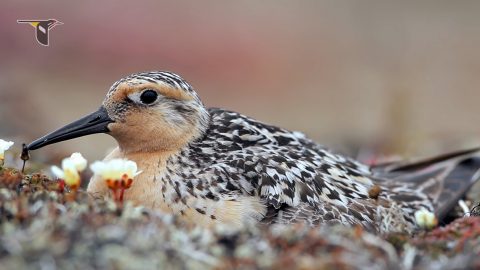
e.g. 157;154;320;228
90;159;140;201
90;159;141;181
51;159;80;187
0;139;14;160
69;152;87;172
414;208;438;229
51;152;88;188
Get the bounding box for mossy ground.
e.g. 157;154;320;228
0;167;479;270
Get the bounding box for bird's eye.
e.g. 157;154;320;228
139;90;158;104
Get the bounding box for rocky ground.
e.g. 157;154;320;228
0;167;479;270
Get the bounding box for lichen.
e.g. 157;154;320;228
0;167;479;269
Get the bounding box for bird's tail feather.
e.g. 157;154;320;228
372;148;480;221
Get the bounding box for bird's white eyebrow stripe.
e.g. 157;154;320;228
115;82;193;102
108;71;194;97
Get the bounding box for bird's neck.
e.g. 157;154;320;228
114;127;204;154
113;112;210;154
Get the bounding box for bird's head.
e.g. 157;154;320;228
46;19;63;29
28;71;210;153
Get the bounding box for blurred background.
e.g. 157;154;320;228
1;0;480;164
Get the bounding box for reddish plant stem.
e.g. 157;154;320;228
119;187;125;202
113;188;119;201
58;179;65;193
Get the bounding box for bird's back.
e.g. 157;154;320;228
163;108;480;232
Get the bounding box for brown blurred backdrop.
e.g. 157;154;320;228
1;1;480;163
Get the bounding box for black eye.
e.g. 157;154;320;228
140;90;158;104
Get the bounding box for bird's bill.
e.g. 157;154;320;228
28;106;114;150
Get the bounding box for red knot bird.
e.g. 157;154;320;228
28;71;480;232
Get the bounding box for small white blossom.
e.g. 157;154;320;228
90;159;141;181
51;153;88;189
414;208;438;229
90;159;140;201
51;159;80;187
0;139;14;160
69;152;87;172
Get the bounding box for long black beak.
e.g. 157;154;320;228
28;106;114;150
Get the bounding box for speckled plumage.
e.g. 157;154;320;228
31;71;480;233
147;107;434;232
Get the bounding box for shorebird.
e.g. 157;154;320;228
17;19;63;46
28;71;480;232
